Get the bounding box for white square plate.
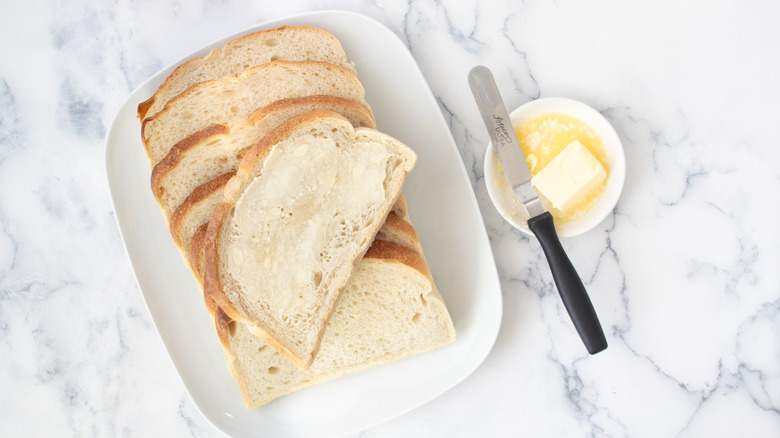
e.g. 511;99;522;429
105;10;502;438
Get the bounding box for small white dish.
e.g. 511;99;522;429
484;97;625;238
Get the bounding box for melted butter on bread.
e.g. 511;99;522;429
229;134;389;317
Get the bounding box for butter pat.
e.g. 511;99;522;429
531;140;606;217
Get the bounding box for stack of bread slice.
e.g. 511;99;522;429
137;25;455;408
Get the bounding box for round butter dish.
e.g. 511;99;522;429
484;97;625;238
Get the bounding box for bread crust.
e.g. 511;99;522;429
169;171;235;248
247;95;374;128
363;239;431;279
140;60;369;149
203;201;232;317
214;306;234;352
151;123;230;203
391;193;408;219
381;210;419;241
137;25;353;120
188;222;208;281
137;97;154;122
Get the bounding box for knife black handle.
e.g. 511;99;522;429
527;212;608;355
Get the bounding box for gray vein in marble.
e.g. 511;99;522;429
613;329;707;438
522;214;632;437
102;8;140;94
646;124;708;208
601;107;779;420
612;298;780;435
50;6;106;67
32;323;64;384
739;364;777;414
535;293;628;438
58;77;106;140
498;254;552;303
396;0;414;49
617;326;693;391
36;174;97;234
432;0;484;54
111;308;129;362
0;209;17;278
48;4;143;129
690;238;759;297
676;361;743;436
177;398;199;432
733;299;780;414
595;183;755;435
526;257;556;301
1;274;49;302
598;213;629;324
553;356;609;437
501;14;541;102
177;396;215;438
435;96;485;188
0;78;22;164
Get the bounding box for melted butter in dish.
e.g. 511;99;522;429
514;112;609;223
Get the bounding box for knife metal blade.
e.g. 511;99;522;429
467;65;545;218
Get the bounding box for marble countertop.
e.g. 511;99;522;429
2;0;778;436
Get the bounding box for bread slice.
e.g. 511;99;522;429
375;211;422;255
141;60;371;166
137;26;355;120
191;204;411;317
152;96;375;221
172;167;407;286
170;171;235;267
184;182;410;291
203;110;417;370
215;238;456;408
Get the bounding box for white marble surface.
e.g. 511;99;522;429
1;0;779;436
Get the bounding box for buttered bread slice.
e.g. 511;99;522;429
203;110;417;370
152;95;375;221
138;26;355;120
141;60;371;166
215;238;456;408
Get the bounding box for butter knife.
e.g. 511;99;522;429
468;65;608;355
